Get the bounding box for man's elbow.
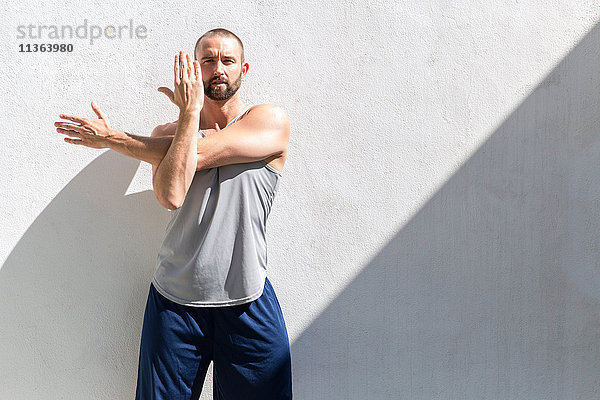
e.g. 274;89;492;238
156;193;182;211
153;185;184;210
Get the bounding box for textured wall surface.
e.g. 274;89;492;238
2;1;600;399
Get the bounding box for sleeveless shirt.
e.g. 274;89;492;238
151;105;283;307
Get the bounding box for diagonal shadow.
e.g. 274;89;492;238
0;152;168;398
290;22;600;400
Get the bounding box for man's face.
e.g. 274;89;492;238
195;36;248;101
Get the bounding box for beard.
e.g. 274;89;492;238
204;71;242;101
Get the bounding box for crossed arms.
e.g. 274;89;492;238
55;51;289;211
109;104;289;210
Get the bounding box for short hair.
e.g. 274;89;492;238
194;28;245;64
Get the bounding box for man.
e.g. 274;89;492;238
54;28;292;399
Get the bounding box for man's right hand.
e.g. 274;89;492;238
157;51;204;113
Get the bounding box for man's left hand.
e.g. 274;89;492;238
201;122;221;137
55;101;125;148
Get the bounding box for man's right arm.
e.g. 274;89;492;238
108;124;176;167
108;121;208;173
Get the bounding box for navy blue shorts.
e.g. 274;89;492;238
134;277;292;399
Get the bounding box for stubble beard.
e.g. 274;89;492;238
204;72;242;101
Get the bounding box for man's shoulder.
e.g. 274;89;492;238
247;103;288;115
151;120;179;137
244;104;289;125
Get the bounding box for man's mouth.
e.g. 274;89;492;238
211;80;226;86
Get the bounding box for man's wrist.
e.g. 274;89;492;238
105;128;130;148
179;107;202;117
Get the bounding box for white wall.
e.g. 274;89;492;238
2;1;600;399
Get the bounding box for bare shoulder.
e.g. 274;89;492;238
244;104;290;127
243;104;289;173
151;120;178;137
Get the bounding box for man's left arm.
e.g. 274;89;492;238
196;104;289;170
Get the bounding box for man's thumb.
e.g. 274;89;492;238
91;101;107;119
157;87;174;103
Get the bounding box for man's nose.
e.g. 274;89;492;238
214;59;225;74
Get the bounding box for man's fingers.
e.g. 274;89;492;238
55;121;84;130
59;113;85;124
181;52;189;81
55;120;93;134
185;53;192;81
179;51;185;82
193;60;200;80
174;53;181;85
56;125;83;137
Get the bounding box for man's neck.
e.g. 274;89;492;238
199;96;248;130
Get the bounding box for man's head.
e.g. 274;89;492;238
194;29;248;102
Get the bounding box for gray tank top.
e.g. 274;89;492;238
151;105;282;307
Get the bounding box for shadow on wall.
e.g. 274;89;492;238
0;152;167;398
291;24;600;400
